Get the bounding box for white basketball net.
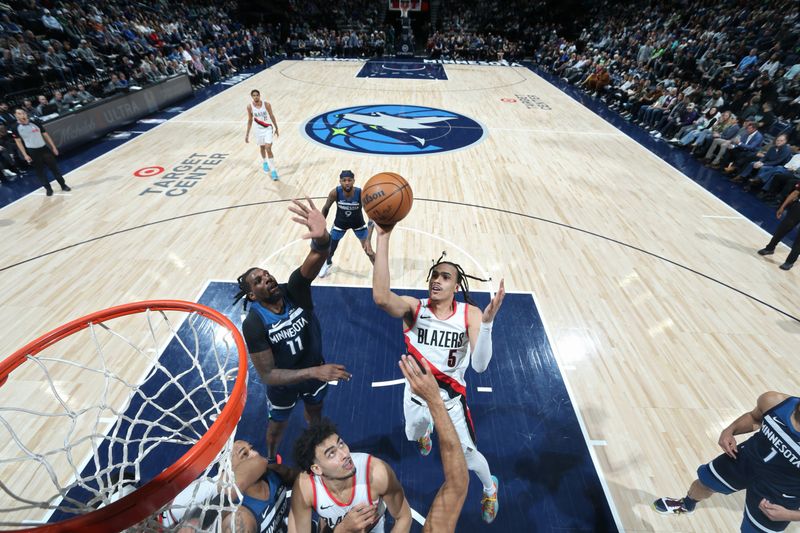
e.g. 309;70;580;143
0;307;245;531
399;0;411;18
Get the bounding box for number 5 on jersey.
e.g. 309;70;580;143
447;349;457;367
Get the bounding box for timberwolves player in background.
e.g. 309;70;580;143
319;170;375;278
233;198;351;463
654;391;800;532
287;419;412;533
245;89;280;180
372;224;506;524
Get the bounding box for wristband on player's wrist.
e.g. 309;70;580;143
310;233;331;251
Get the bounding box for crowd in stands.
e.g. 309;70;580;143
282;25;391;59
0;0;280;183
530;1;800;206
0;0;275;113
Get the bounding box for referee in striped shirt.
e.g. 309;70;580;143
11;109;70;196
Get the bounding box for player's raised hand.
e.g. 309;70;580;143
399;355;440;405
289;196;327;240
312;363;351;382
482;278;506;323
717;428;738;459
338;503;378;532
372;222;394;236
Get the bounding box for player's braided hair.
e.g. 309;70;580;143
426;251;489;307
232;267;258;311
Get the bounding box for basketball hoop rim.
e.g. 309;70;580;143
0;300;248;533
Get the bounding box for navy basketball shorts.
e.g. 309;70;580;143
697;446;799;532
266;378;328;422
330;226;369;242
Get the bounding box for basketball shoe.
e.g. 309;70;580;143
481;476;499;523
653;496;694;514
262;161;270;172
271;169;279;181
417;422;433;456
319;261;332;278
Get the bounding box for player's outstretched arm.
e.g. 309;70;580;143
288;197;331;280
370;457;412;533
287;474;314;533
469;278;505;373
250;346;351;386
399;356;467;532
320;188;337;219
372;224;418;321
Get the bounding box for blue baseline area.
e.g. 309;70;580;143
356;60;447;80
202;283;617;532
49;283;617;531
524;62;794;246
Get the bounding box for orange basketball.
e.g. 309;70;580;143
362;172;413;226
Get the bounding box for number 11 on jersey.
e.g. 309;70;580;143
288;337;304;356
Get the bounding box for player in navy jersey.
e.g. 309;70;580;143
654;391;800;531
234;198;352;463
318;170;375;278
161;440;305;533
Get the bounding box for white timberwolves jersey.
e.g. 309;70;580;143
404;298;470;398
312;453;386;532
251;101;271;130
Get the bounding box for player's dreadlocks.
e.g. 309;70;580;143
426;251;489;307
232;267;258;311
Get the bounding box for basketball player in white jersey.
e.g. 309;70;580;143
287;419;412;533
372;224;506;524
245;89;280;180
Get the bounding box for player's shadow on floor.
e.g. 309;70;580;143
695;231;761;255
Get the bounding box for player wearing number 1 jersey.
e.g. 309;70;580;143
653;391;800;532
234;198;352;463
371;224;506;524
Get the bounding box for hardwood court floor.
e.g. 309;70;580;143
1;60;798;531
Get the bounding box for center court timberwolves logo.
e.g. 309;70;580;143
303;104;485;155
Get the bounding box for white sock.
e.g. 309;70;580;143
465;447;495;494
268;158;276;171
263;156;267;162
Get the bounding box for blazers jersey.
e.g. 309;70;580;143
404;298;470;400
312;453;386;532
251;101;272;130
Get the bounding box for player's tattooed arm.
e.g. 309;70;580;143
321;188;337;219
288;197;331;279
250;347;348;386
